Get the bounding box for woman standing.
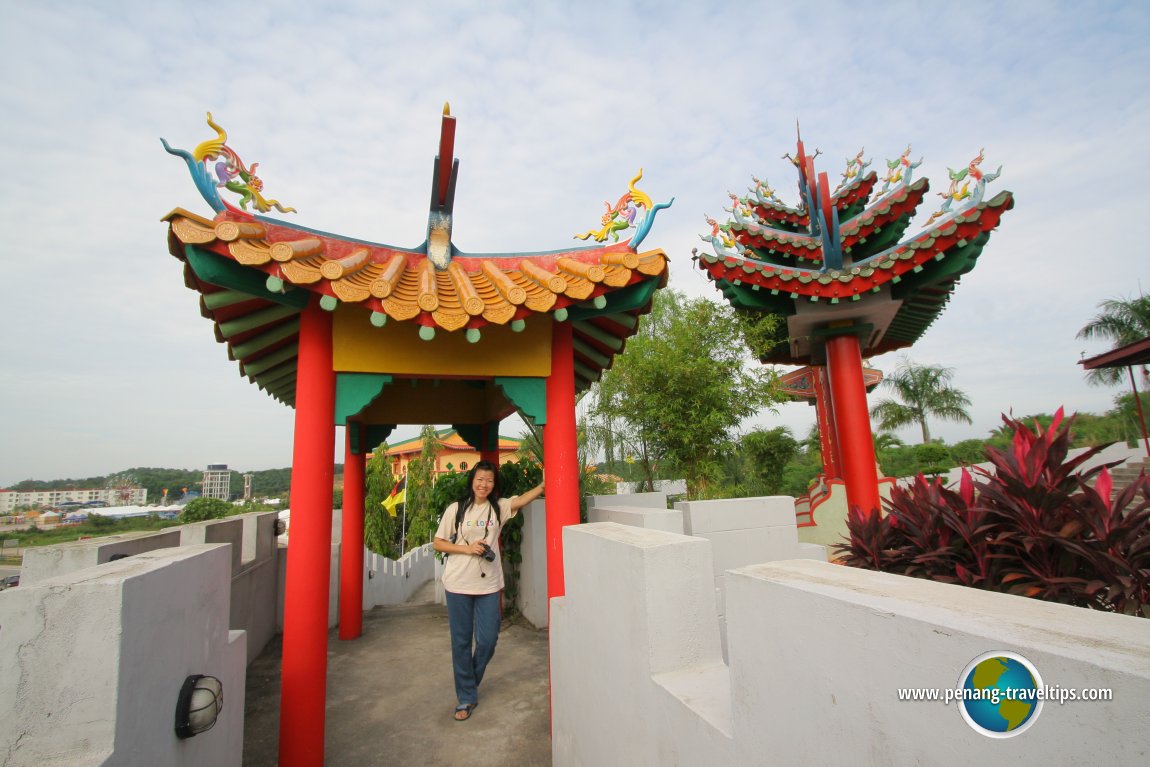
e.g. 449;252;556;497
432;461;544;721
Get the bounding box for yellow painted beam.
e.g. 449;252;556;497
332;306;552;377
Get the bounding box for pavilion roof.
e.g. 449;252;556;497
698;139;1013;365
1079;337;1150;370
162;112;671;407
383;428;523;457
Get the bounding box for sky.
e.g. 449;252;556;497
1;0;1148;486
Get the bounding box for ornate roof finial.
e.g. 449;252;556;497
161;112;296;215
574;169;673;248
443;101;451;116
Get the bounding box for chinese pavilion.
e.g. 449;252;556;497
162;108;671;767
696;134;1012;539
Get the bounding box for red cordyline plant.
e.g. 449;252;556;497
836;408;1150;617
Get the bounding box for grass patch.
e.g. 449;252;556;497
0;516;186;549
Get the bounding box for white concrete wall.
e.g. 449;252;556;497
517;499;548;628
363;544;435;607
229;513;280;663
20;530;183;584
551;523;1150;767
20;512;280;663
588;491;671;510
588;502;684;533
585;493;825;657
0;544;246;767
551;523;734;767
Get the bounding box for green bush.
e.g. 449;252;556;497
181;497;233;522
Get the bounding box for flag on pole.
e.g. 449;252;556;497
381;476;406;517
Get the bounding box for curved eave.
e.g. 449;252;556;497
166;207;669;406
831;171;878;218
727;222;823;265
698;191;1012;301
839;177;929;256
165;207;668;334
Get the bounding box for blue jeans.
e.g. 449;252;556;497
445;591;501;706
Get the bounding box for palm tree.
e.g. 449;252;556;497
1076;294;1150;386
869;358;972;444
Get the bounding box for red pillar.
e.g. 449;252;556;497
544;320;579;600
480;421;500;466
824;334;881;516
812;367;842;479
278;302;336;767
339;425;366;640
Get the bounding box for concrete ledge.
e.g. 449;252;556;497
680;496;796;534
551;522;1149;766
725;560;1150;766
587;491;669;510
552;522;731;766
1;545;245;767
181;517;244;574
20;530;182;585
587;504;684;533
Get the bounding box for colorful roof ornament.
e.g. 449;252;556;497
695;130;1013;365
162;113;296;215
162;109;671;404
574;169;673;248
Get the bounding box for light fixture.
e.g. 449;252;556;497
274;519;287;536
175;674;223;739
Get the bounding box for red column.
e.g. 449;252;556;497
480;421;499;466
824;334;881;516
812;367;841;479
544;320;579;600
278;302;336;767
339;425;366;640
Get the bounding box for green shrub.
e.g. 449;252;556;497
181;497;233;522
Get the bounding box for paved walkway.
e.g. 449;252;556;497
242;588;553;766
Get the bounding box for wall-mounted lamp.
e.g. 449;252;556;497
274;519;287;536
174;674;223;739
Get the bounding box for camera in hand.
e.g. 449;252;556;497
479;542;496;562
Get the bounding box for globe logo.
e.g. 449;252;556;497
957;651;1044;737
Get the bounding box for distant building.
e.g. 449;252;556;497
202;464;232;500
0;487;148;514
380;428;524;476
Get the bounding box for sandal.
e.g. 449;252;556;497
454;703;477;721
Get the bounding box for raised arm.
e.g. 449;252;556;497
509;478;545;511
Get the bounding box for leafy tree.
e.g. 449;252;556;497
364;442;399;558
914;442;952;476
733;427;799;496
1112;391;1150;447
181;497;233;522
404;426;442;548
1076;294;1150;386
869;357;972;444
591;290;783;498
949;438;988;465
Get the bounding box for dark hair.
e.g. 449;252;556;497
453;461;502;535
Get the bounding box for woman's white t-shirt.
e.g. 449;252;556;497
435;497;518;595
